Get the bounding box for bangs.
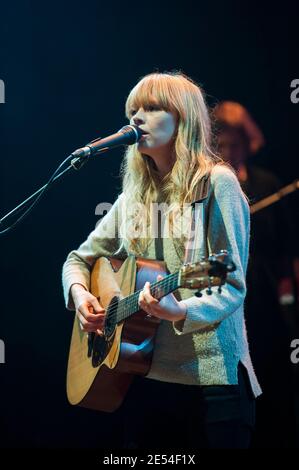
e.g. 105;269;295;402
125;74;177;118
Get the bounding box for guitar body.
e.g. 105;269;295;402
66;255;167;412
66;250;234;412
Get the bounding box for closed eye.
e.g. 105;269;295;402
145;104;162;112
129;104;162;117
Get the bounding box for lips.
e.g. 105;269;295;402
138;130;149;141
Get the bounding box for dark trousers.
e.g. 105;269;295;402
121;362;255;449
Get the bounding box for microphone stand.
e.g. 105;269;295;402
0;152;91;236
0;125;142;236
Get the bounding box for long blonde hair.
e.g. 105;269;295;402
118;71;221;256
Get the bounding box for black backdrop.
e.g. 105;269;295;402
0;0;298;449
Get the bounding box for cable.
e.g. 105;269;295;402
0;153;75;236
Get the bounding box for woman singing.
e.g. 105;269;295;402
62;71;261;449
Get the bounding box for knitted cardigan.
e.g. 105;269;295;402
62;164;262;398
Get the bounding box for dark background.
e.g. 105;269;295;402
0;0;298;449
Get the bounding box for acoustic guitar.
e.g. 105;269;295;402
66;251;235;412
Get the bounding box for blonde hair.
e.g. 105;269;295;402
118;71;222;256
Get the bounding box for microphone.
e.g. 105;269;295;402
71;125;143;158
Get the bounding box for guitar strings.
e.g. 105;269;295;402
99;272;180;323
90;259;226;328
105;272;179;321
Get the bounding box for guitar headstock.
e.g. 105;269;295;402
179;250;236;295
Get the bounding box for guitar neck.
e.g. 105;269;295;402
116;271;180;323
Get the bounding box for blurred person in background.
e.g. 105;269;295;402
213;101;298;448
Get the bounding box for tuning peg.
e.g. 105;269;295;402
195;290;202;297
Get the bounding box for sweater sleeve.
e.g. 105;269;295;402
62;193;125;310
173;166;250;335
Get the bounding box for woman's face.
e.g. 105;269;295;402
129;103;177;158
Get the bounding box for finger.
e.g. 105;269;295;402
142;289;159;306
87;303;105;316
82;312;105;325
139;300;152;317
139;299;149;310
77;311;105;330
139;298;153;313
157;274;164;281
79;303;105;322
140;299;159;317
77;312;94;329
138;291;144;309
78;317;96;333
142;282;154;302
89;297;105;314
143;281;151;294
80;321;103;333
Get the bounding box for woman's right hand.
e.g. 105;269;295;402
71;284;106;335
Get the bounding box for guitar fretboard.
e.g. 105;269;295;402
111;271;180;323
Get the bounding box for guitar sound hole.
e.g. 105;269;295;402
104;296;118;339
91;296;119;367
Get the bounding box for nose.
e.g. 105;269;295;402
131;108;145;126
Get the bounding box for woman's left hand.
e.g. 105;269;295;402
138;275;187;322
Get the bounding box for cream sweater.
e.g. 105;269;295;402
62;165;262;398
